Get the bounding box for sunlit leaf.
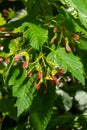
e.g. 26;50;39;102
47;48;85;85
21;22;48;50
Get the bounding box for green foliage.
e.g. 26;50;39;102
78;38;87;50
30;86;56;130
60;0;87;28
21;22;48;50
0;97;17;120
0;0;87;130
8;68;37;116
47;48;85;85
27;0;53;21
0;13;6;26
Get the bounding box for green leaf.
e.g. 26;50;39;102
16;75;36;116
60;0;87;28
8;67;37;116
0;97;17;120
30;86;56;130
48;114;74;129
8;68;20;86
78;38;87;50
12;69;27;97
21;22;48;50
47;48;85;85
27;0;53;20
56;89;72;111
27;0;40;20
0;13;6;26
63;17;87;37
12;72;36;116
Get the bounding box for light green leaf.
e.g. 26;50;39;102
21;22;48;50
12;72;36;116
0;13;6;26
47;48;85;85
9;67;37;116
16;75;36;116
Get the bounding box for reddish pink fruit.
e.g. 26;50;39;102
55;80;60;86
22;60;28;69
52;75;57;81
53;27;58;33
27;71;32;77
65;44;71;52
36;82;42;90
58;69;64;76
14;54;22;62
38;72;43;79
50;37;56;44
0;57;3;62
71;34;80;40
52;75;60;86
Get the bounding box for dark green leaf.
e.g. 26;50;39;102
0;97;17;120
60;0;87;28
27;0;53;20
30;86;56;130
48;114;74;129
